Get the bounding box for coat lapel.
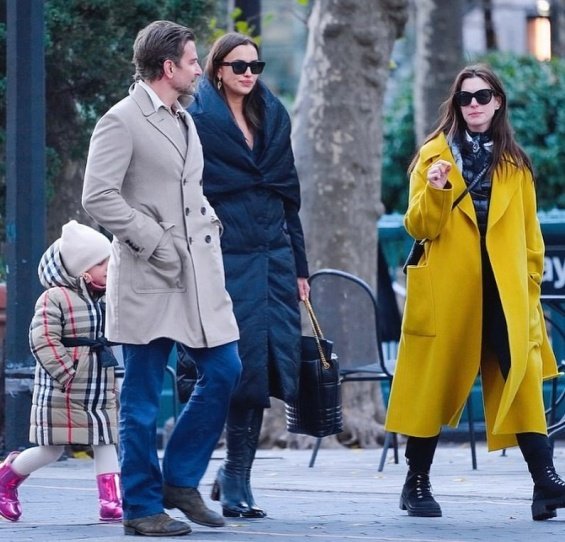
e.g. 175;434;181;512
449;164;478;225
441;144;520;234
182;113;203;179
486;164;519;233
147;109;187;158
130;83;188;159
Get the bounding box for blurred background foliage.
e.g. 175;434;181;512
382;53;565;213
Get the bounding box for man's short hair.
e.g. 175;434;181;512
133;20;195;82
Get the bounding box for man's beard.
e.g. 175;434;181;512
174;80;196;97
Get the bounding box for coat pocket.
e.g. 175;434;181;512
402;266;436;336
211;215;224;236
131;228;186;294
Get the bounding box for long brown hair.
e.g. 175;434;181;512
409;64;533;177
204;32;263;132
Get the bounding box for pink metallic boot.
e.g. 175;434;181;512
96;472;122;522
0;452;29;522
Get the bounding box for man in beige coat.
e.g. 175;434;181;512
82;21;241;538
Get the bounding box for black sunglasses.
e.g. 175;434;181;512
454;89;495;107
219;60;265;75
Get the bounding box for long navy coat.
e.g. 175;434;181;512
190;79;309;408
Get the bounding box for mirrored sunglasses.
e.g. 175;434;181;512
219;60;265;75
454;89;495;107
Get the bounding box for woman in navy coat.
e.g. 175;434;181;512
189;33;309;518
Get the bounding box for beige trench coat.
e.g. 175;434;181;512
82;83;238;347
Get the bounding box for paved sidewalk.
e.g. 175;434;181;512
2;441;565;541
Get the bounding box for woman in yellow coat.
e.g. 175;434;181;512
385;64;564;521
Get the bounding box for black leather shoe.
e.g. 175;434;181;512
532;466;565;520
163;484;225;527
210;466;253;518
240;502;267;519
400;471;442;517
243;465;267;518
123;512;191;536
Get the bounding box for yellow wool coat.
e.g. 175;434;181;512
385;133;558;451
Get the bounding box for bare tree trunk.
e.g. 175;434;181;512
552;0;565;57
294;0;407;285
414;0;463;144
278;0;408;450
47;159;92;242
45;89;93;242
482;0;498;50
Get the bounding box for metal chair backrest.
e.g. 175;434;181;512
308;268;392;379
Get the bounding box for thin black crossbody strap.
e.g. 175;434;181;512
451;162;490;210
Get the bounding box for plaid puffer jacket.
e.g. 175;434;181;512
28;240;118;445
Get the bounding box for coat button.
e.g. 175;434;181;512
189;237;193;244
205;235;211;243
182;178;187;185
185;207;190;216
200;207;206;215
199;179;203;186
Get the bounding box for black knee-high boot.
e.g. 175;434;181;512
211;406;252;517
400;435;442;517
518;432;565;520
241;408;266;518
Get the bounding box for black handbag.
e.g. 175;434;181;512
285;298;343;438
402;239;425;274
402;163;490;274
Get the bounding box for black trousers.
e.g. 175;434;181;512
482;247;511;379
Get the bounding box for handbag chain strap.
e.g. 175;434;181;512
303;298;330;370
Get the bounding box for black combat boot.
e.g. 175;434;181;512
400;435;442;517
400;470;442;517
518;432;565;520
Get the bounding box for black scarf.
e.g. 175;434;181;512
458;130;493;237
461;130;492;184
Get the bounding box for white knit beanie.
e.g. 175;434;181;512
59;220;111;277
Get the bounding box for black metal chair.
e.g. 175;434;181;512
541;296;565;439
306;268;478;471
305;268;399;469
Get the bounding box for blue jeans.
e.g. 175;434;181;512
119;338;241;520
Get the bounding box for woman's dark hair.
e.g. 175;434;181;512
409;63;532;177
133;20;195;82
204;32;263;132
